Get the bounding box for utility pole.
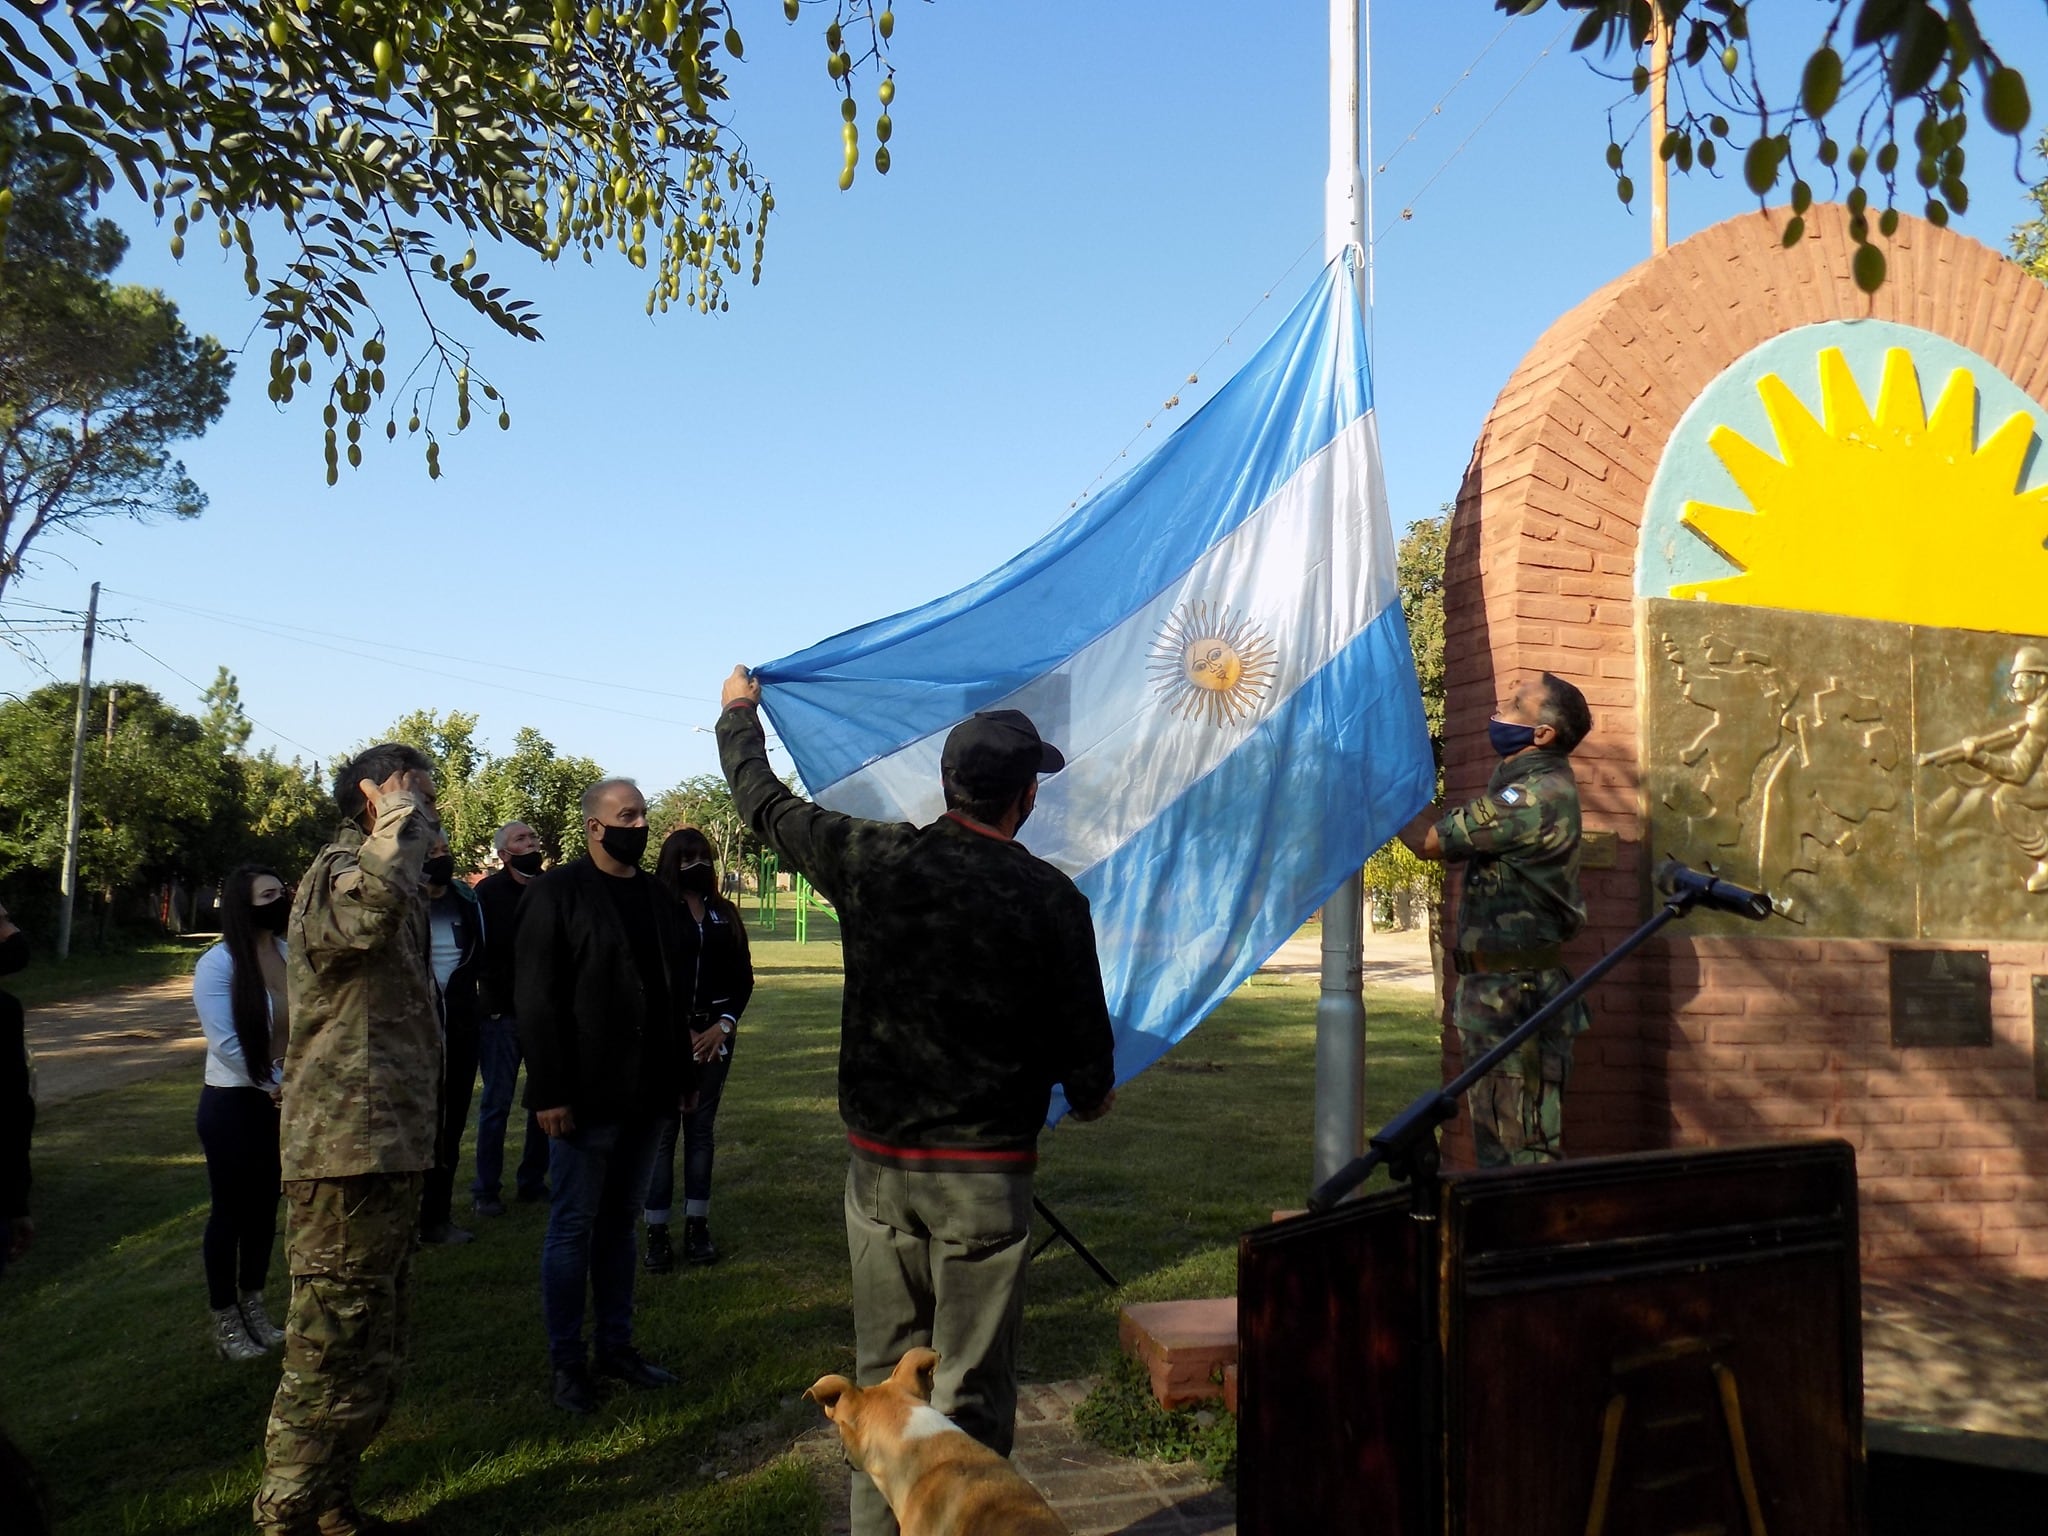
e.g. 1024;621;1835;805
1649;4;1671;254
56;581;99;960
1314;0;1369;1192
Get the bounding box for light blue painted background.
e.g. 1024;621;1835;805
1635;319;2048;597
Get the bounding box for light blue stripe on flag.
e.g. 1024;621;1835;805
759;257;1374;793
756;252;1434;1111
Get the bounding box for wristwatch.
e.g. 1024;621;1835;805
718;1016;735;1035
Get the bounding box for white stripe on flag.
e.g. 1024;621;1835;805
815;408;1396;875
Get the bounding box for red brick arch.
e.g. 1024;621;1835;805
1439;204;2048;1271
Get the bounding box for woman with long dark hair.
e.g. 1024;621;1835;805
643;827;754;1271
192;864;291;1361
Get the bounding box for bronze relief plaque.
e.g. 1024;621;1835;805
1643;598;2048;941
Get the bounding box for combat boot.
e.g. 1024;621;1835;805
643;1222;674;1273
239;1290;287;1351
211;1305;268;1362
315;1501;424;1535
683;1216;719;1266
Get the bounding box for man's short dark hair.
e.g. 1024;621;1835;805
334;742;434;822
943;780;1027;829
1537;672;1592;754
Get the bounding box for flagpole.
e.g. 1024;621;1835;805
1314;0;1369;1192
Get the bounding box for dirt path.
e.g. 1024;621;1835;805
24;976;203;1107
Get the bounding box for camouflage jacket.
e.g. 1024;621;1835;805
1438;748;1587;959
280;792;440;1180
718;703;1115;1167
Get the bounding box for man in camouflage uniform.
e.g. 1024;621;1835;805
1401;672;1592;1167
717;667;1116;1536
253;744;440;1536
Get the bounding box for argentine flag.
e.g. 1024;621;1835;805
757;252;1434;1108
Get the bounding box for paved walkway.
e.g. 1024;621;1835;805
1258;923;1435;994
23;976;200;1106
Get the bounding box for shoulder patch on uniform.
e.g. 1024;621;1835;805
1496;785;1524;806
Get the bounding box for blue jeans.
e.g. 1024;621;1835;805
472;1014;549;1202
644;1038;734;1224
541;1118;657;1369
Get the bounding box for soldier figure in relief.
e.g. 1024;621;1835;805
1399;672;1593;1168
1919;646;2048;895
252;744;440;1536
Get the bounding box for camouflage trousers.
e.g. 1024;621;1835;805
252;1172;424;1533
1453;968;1590;1169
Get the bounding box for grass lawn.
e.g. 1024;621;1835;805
7;935;212;1010
0;915;1443;1535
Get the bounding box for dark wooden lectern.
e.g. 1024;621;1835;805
1238;1141;1863;1536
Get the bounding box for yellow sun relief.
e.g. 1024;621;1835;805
1673;346;2048;633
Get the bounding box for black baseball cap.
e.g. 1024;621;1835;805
940;709;1065;798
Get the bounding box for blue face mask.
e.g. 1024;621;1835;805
1488;717;1540;757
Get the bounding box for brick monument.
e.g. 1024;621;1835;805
1439;203;2048;1272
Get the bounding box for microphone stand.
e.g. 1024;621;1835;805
1307;876;1753;1216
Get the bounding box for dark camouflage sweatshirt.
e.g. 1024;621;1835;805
1437;747;1587;957
719;703;1115;1168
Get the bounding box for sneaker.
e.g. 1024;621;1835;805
683;1216;720;1266
591;1344;678;1389
419;1220;474;1246
643;1222;674;1274
211;1305;268;1363
239;1290;286;1351
471;1194;507;1218
552;1362;600;1415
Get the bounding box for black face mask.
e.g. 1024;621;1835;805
674;861;716;898
0;930;27;976
599;824;649;868
506;850;545;877
422;854;456;886
251;899;290;934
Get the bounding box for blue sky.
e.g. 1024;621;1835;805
5;1;2046;790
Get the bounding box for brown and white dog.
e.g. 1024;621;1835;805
805;1348;1069;1536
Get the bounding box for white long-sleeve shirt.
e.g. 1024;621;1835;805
192;938;287;1090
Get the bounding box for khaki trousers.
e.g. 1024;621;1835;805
843;1157;1035;1536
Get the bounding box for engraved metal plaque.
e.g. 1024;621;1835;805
1889;949;1993;1047
1642;599;2048;941
2034;977;2048;1100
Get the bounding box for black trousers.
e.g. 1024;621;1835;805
196;1084;281;1309
420;1019;480;1230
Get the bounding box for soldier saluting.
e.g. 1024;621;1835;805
253;744;441;1536
1399;673;1594;1168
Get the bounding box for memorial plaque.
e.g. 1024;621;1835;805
1889;949;1993;1047
2034;978;2048;1101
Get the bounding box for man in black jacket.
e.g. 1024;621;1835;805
717;667;1116;1536
516;779;692;1414
469;821;550;1215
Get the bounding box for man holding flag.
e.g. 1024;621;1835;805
716;675;1114;1536
718;668;1115;1536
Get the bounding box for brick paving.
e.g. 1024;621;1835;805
802;1380;1234;1536
1863;1266;2048;1440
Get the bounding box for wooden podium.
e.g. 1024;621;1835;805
1238;1141;1864;1536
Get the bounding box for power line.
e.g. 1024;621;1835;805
103;587;724;708
113;634;326;759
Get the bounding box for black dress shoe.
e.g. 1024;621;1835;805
643;1223;674;1274
471;1195;506;1218
682;1216;719;1266
592;1345;678;1389
552;1363;600;1414
419;1220;474;1246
